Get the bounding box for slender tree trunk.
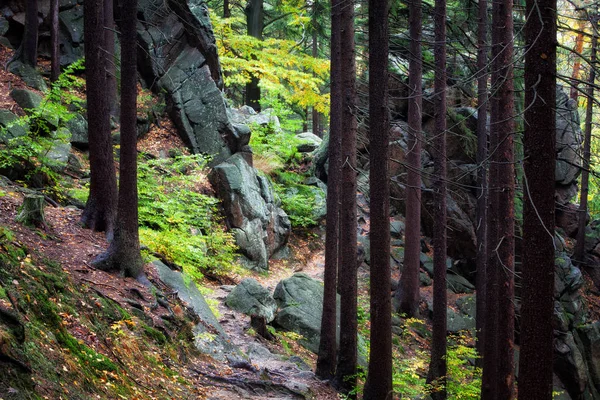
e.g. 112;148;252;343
363;0;391;396
81;0;118;240
104;0;118;117
518;0;557;397
395;0;423;318
93;0;144;278
574;23;597;265
23;0;39;67
224;0;231;18
475;0;488;362
492;0;516;397
245;0;264;112
333;0;358;395
316;0;342;380
426;0;447;397
50;0;59;82
312;9;321;137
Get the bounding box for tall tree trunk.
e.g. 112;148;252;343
426;0;447;397
489;0;516;397
50;0;59;82
245;0;264;112
93;0;144;278
475;0;488;362
363;0;391;396
224;0;231;18
104;0;118;117
574;23;597;265
315;0;342;380
333;0;358;395
518;0;557;397
312;7;321;137
81;0;118;240
23;0;39;67
395;0;423;318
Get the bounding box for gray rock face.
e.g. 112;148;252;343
0;110;27;142
66;113;88;148
152;260;238;361
225;278;277;322
10;89;42;111
136;0;239;163
229;107;281;132
555;87;583;188
7;61;47;91
296;132;322;153
209;153;291;270
273;273;338;354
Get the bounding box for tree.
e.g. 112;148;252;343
395;0;423;318
50;0;59;82
574;17;598;265
81;0;118;239
426;0;448;396
315;0;342;381
93;0;144;277
518;0;557;397
333;0;358;394
104;0;118;117
481;0;516;396
23;0;39;67
245;0;264;111
475;0;488;360
363;0;391;395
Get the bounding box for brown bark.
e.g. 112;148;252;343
395;0;423;318
475;0;488;361
574;22;597;265
518;0;557;397
333;0;358;394
81;0;118;240
245;0;264;111
363;0;391;396
23;0;38;67
104;0;118;117
50;0;59;82
426;0;447;397
315;0;341;380
93;0;143;277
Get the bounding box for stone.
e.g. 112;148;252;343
390;220;405;238
225;278;277;322
47;139;71;170
66;113;88;148
273;273;339;354
447;273;475;294
10;89;42;111
8;61;47;91
455;295;476;319
210;153;291;270
0;110;27;142
229;107;281;132
577;322;600;391
555;86;583;187
152;260;238;361
296;132;322;153
246;342;274;362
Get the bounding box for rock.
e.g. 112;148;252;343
455;295;476;319
427;299;475;333
310;131;329;182
246;342;274;362
66;113;88;148
555;332;589;399
229;107;281;131
0;110;27;142
209;153;291;270
447;273;475;294
152;260;238;361
273;273;339;354
556;203;581;238
555;86;583;188
577;322;600;392
47;139;71;170
296;132;322;153
10;89;42;111
225;278;277;322
390;219;405;238
7;61;47;91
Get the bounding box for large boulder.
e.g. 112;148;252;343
225;278;277;322
209;153;291;270
136;0;240;164
555;86;583;204
0;110;27;142
273;273;339;354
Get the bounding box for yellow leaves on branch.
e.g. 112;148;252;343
211;13;330;114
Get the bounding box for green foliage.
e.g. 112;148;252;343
137;154;238;279
211;14;329;114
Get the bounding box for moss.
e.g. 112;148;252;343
56;330;119;374
142;324;168;345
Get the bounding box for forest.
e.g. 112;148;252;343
0;0;599;399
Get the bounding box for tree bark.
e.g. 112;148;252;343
333;0;358;395
475;0;488;362
426;0;447;397
574;20;597;265
50;0;59;82
23;0;39;67
16;194;46;229
315;0;341;380
104;0;118;117
363;0;391;396
518;0;557;398
395;0;423;318
245;0;264;112
81;0;118;240
93;0;143;277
